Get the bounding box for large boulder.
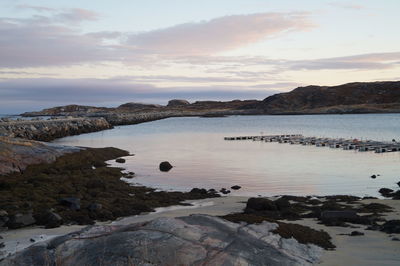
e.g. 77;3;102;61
246;197;277;211
167;99;190;107
0;215;322;265
159;161;173;172
35;210;63;229
7;212;36;229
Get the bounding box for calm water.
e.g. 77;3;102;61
53;114;400;197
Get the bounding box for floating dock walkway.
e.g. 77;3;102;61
224;134;400;153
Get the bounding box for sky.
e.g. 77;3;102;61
0;0;399;113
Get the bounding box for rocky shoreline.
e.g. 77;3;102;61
0;144;220;231
1;195;399;265
0;117;111;141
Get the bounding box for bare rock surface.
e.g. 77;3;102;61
167;99;190;107
0;215;322;266
0;117;111;141
0;136;80;175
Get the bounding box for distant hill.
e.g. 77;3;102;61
21;81;400;117
22;104;111;116
251;81;400;114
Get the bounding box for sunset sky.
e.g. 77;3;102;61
0;0;399;113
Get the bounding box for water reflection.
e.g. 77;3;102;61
53;114;400;197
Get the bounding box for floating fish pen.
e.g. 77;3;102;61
224;134;400;153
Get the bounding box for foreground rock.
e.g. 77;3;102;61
0;215;322;266
0;136;80;175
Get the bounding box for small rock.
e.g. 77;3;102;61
397;181;400;187
159;161;173;172
350;231;364;236
59;197;81;210
115;158;126;163
30;238;35;243
370;175;377;179
190;188;208;194
125;172;135;178
380;220;400;234
246;198;277;211
0;242;5;249
219;188;231;194
392;237;400;241
320;210;357;220
45;212;63;228
391;190;400;200
362;196;378;200
231;185;241;190
379;188;394;197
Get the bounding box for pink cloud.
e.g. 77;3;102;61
126;12;314;56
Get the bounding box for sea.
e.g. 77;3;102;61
52;113;400;197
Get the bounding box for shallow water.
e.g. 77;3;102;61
53;114;400;197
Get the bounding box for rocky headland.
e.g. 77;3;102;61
248;81;400;114
8;81;398;141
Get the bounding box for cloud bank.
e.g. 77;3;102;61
0;11;313;67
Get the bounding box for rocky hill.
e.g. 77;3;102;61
252;81;400;114
22;104;112;117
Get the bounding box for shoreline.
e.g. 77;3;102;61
2;196;399;265
3;111;400;142
1;121;400;264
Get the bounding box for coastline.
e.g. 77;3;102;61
2;196;399;264
1;115;400;264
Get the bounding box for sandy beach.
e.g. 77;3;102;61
2;196;399;265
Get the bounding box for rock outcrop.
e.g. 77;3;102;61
167;99;190;107
0;117;111;141
22;104;111;117
0;136;80;175
0;215;322;266
118;102;163;109
251;81;400;114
